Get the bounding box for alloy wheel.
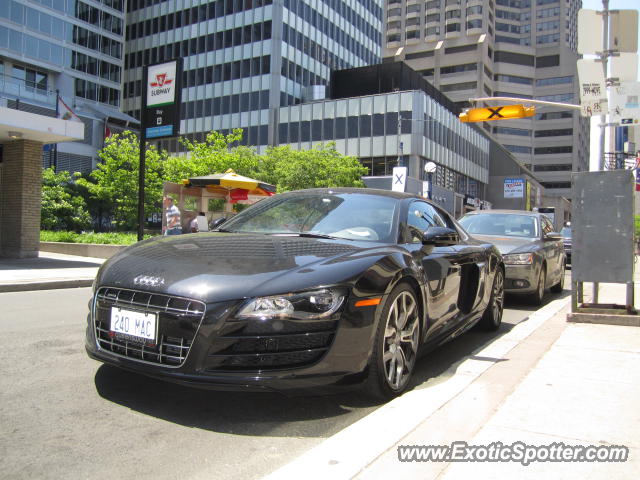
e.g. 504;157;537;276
382;291;420;391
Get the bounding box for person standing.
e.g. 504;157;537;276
163;195;182;235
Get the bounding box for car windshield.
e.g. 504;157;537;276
560;227;571;238
219;192;398;242
459;213;538;238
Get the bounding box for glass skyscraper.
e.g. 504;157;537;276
1;0;130;173
122;0;384;153
383;0;589;199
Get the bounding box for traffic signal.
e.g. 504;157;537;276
459;104;536;123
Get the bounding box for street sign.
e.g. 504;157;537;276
577;9;603;55
504;178;524;198
610;53;638;83
609;10;639;53
142;59;183;139
459;104;535;123
577;59;608;117
609;82;640;125
392;166;407;192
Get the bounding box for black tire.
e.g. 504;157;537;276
364;282;421;401
479;267;504;331
550;262;565;293
530;265;546;306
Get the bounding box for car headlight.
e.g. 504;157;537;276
237;288;345;320
503;253;533;265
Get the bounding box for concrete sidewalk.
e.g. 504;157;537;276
0;251;103;292
265;277;640;480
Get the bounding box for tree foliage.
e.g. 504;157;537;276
77;129;367;231
77;131;167;230
41;167;91;232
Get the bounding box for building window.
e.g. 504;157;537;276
541;181;572;189
387;33;401;43
467;19;482;29
467;5;483;15
441;81;477;92
426;0;441;9
445;10;461;20
406;4;421;14
406;18;420;27
534;128;573;137
505;144;532;154
534;164;573;171
445;23;461;33
441;63;478;74
406;30;420;40
535;76;573;86
426;13;440;23
493;126;531;136
425;26;440;36
495;74;533;85
537;33;559;44
534;146;573;155
535;111;573;120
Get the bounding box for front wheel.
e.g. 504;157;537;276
530;266;546;306
364;282;421;401
479;268;504;331
550;262;565;293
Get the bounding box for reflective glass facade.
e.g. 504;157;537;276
123;0;384;153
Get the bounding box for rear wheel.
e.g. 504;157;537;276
479;268;504;331
530;265;546;306
550;262;565;293
364;282;420;401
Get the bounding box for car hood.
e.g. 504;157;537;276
96;233;389;302
470;234;539;255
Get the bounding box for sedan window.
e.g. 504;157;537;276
459;213;539;238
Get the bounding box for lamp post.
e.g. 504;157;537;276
424;161;437;200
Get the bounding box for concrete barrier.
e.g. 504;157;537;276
40;242;127;259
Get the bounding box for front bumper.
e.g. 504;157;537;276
85;287;382;394
503;264;538;293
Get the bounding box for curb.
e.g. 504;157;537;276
0;279;94;293
262;296;572;480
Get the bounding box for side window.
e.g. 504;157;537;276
407;201;448;243
541;216;553;236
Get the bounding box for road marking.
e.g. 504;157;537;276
261;296;571;480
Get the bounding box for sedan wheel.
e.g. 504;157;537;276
365;283;420;400
531;266;546;306
551;262;565;293
479;268;504;331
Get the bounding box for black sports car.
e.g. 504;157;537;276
86;188;504;400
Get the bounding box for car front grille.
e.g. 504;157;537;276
93;287;205;367
205;318;338;372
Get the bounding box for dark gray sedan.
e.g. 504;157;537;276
459;210;565;304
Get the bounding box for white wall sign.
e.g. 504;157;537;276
392;167;408;192
147;61;178;107
504;178;524;198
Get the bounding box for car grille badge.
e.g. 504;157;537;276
133;275;166;287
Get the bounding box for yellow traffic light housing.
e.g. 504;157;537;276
459;104;536;123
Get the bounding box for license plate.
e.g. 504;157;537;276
110;307;157;342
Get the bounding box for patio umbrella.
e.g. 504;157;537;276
181;169;276;203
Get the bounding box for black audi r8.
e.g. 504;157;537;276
86;188;504;400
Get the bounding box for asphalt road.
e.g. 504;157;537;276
0;275;570;480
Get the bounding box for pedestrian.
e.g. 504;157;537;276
163;195;182;235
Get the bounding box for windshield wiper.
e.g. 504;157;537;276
215;228;235;233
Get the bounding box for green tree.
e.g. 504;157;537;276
77;131;167;230
266;143;368;192
41;167;91;232
164;129;261;182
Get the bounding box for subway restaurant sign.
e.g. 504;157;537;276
142;59;182;139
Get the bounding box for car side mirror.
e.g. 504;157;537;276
421;226;460;246
545;232;562;240
210;217;227;230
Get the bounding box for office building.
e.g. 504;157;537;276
122;0;384;152
383;0;589;198
1;0;137;174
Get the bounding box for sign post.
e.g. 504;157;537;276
138;59;182;241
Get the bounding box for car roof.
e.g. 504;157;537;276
280;187;423;201
463;209;542;217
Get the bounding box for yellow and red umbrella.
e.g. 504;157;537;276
181;169;275;203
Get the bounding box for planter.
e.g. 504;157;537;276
40;242;127;259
